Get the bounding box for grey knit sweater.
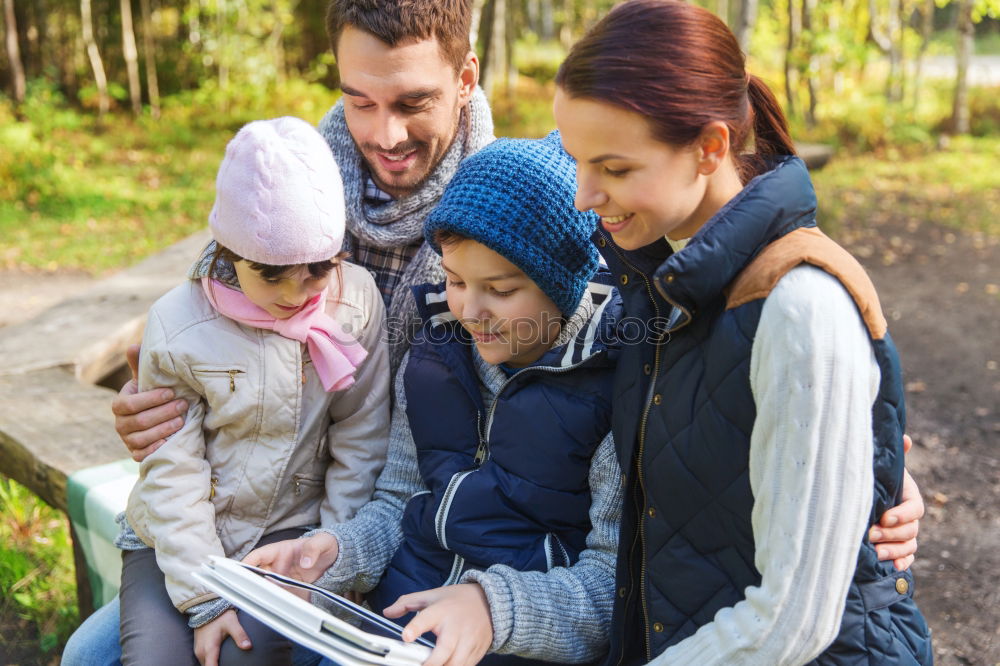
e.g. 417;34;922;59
312;348;623;663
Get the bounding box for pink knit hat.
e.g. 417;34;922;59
209;117;345;266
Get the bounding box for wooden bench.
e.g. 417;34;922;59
0;230;210;615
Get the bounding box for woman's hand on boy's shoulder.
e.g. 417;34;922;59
112;345;188;461
242;532;340;584
383;583;493;666
869;434;923;572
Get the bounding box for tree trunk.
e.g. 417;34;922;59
801;0;817;126
784;0;799;118
951;0;973;134
139;0;159;118
559;0;573;51
120;0;142;114
886;0;902;101
735;0;758;53
80;0;110;114
490;0;507;98
471;0;485;48
477;0;496;98
717;0;730;28
911;0;934;109
541;0;554;39
3;0;26;103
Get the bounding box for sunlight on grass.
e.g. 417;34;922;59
0;476;77;654
813;136;1000;238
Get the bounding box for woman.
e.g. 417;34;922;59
553;1;932;663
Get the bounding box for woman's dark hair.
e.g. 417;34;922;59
208;244;348;299
556;0;795;181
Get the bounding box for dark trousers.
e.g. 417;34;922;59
119;527;307;665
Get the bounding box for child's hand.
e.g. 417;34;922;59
383;583;493;666
193;609;251;666
242;533;340;584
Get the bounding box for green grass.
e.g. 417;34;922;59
0;80;340;275
0;475;77;654
812;136;1000;238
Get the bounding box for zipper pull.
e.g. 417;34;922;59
473;440;488;466
294;477;302;495
209;476;218;500
227;370;238;392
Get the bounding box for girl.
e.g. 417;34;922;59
116;117;390;666
553;1;932;663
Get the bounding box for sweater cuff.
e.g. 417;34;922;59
187;597;232;628
459;569;514;653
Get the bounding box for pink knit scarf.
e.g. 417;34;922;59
201;278;367;392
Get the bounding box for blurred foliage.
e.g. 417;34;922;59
813;135;1000;238
0;475;77;655
0;79;338;273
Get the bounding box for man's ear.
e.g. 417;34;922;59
696;121;731;176
458;51;479;104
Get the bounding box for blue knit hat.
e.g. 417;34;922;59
424;131;600;316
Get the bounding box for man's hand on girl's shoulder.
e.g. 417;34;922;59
111;344;187;461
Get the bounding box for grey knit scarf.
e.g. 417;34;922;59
317;87;495;372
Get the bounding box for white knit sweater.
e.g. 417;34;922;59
651;265;881;665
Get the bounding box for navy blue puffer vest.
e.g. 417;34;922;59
599;156;931;665
368;278;622;664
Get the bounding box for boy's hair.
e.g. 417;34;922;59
432;229;466;248
326;0;472;73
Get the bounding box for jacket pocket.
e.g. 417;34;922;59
291;472;324;496
192;365;247;393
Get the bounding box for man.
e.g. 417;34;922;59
62;2;491;664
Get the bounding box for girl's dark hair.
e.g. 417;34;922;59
208;244;349;299
555;0;795;182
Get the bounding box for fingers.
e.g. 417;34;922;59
299;533;339;577
126;344;141;381
225;616;252;651
113;386;187;459
874;538;917;563
384;592;431;621
880;469;925;528
243;541;298;576
420;625;459;666
869;518;919;545
902;433;913;455
894;554;915;572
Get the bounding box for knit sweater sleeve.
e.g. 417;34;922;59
650;265;880;665
309;352;427;594
459;429;622;663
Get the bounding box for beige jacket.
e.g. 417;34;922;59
126;261;390;612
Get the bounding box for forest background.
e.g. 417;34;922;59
1;0;998;663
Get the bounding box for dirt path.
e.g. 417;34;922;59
835;214;1000;663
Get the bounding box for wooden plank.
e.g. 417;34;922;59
0;367;125;511
0;230;210;383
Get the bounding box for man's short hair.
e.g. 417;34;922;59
327;0;472;73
